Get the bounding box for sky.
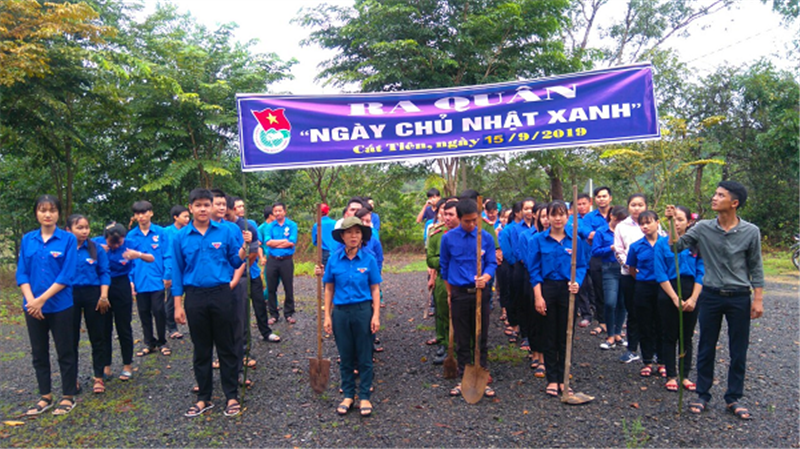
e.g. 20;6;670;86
139;0;797;95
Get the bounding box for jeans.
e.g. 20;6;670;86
695;289;751;405
601;262;626;337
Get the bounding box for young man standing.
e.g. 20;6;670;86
173;189;247;418
127;201;172;357
264;202;298;324
426;200;458;364
440;200;497;398
583;187;614;336
666;181;764;420
416;188;441;224
568;193;597;328
164;205;190;339
312;203;337;266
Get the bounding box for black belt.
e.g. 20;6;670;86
703;286;751;297
268;255;293;261
453;285;478;294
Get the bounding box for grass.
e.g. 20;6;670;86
415;324;435;332
384;260;428;274
762;250;798;277
487;344;528;366
622;418;650;448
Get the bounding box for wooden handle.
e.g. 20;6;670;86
562;185;579;401
475;196;483;364
316;204;323;360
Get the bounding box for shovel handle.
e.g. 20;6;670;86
316;204;323;360
562;186;579;402
475;196;483;365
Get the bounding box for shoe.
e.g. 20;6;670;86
433;346;446;365
618;351;640;364
428;307;435;317
600;341;616;350
266;333;281;343
620;339;629;347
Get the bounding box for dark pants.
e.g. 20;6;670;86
333;301;374;400
266;256;295;319
26;307;78;396
165;290;178;334
322;249;330;266
451;287;490;376
515;264;534;343
577;275;594;320
185;284;239;402
634;280;662;364
233;277;248;375
496;262;512;311
541;280;573;384
589;257;605;324
250;276;272;339
658;277;698;378
507;262;526;328
620;275;639;353
73;286;106;378
136;290;166;348
696;289;751;405
104;276;134;366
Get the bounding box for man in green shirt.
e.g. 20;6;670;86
666;180;764;420
426;200;458;364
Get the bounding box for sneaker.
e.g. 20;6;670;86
619;351;640;364
620;339;628;347
600;341;616;350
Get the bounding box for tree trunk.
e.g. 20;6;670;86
546;165;564;200
694;164;705;217
65;139;74;219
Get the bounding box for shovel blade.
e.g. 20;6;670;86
443;355;458;379
562;391;595;405
308;357;331;394
461;364;490;404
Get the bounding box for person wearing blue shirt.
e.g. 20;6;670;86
315;217;382;417
365;196;381;233
591;206;629;351
128;201;172;357
440;200;497;399
172;188;248;418
511;198;536;354
164;205;190;339
497;202;521;342
17;195;79;416
566;193;598;330
257;205;275;298
626;210;666;378
528;201;587;398
583;186;614;337
66;214;110;395
99;222;153;382
264;202;299;324
312;203;337;266
654;206;704;392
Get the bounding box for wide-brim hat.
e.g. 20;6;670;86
332;216;372;244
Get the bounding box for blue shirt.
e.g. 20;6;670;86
499;220;517;265
423;218;435;243
264;218;298;257
525;228;587;288
583;209;611;232
371;212;381;232
511;221;534;263
246;219;261;279
170;220;245;297
439;225;497;287
362;235;384;272
566;214;593;260
127;224;171;293
654;238;705;284
16;227;77;313
73;240;111;287
312;216;337;252
626;236;665;282
94;236;140;279
322;248;382;306
590;224;617;263
257;221;271;259
516;226;538;268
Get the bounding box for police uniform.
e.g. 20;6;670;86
425;222;449;361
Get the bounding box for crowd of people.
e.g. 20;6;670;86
16;180;763;420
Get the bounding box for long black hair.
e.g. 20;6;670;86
66;214;97;260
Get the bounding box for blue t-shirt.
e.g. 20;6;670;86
626;236;665;282
16;227;77;313
591;224;618;264
73;240;111;287
170;220;245;296
526;228;587;288
127;224;171;293
263;218;298;257
93;236;141;279
440;225;497;287
312;216;337;252
653;238;705;284
322;248;382;305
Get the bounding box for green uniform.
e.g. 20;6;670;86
482;221;499;247
426;223;449;346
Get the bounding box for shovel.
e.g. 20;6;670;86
561;186;595;406
443;312;457;379
462;196;490;404
309;204;330;393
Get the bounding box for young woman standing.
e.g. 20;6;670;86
592;206;628;350
614;194;647;364
17;195;79;415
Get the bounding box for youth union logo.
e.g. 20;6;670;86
252;108;291;155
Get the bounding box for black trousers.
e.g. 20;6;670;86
185;284;239;402
589;257;605;324
165;289;178;334
104;276;134;366
577;275;594;320
516;265;535;343
620;274;639;353
233;277;247;377
634;280;662;364
73;286;106;378
507;261;526;328
137;290;166;348
451;287;490;376
496;262;512;311
266;256;295;318
657;277;698;378
250;276;272;339
26;306;78;396
541;280;573;384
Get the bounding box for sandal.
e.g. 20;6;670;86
519;338;530;352
449;384;462;397
243;358;257;369
212;360;220;369
239;378;255;388
682;379;697;391
26;396;54;416
191;385;200;393
639;365;653;377
665;379;679;392
530;360;540;370
267;333;281;343
136;347;155;357
286;316;297;324
185;401;214;418
425;338;438;346
727;402;752;420
546;386;559;397
337;399;353;415
223;400;242;417
119;370;133;381
160;346;172;356
267;317;278;325
507;331;518;344
484;386;496;398
503;326;515;336
52;397;76;416
359;400;373;417
93;378;105;394
688;398;707;414
498;311;507;322
533;366;546;378
657;365;667;378
169;331;183;340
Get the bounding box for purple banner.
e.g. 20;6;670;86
237;63;659;171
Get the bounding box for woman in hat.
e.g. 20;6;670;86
315;217;382;417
